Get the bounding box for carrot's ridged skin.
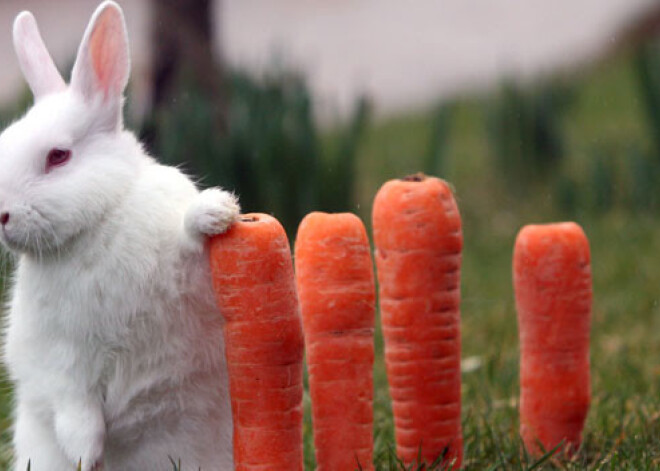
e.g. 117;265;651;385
372;176;463;469
209;214;305;471
513;222;592;456
294;212;376;471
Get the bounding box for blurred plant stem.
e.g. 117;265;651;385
487;81;571;192
633;42;660;161
144;0;227;176
424;103;454;177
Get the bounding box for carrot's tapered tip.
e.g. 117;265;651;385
296;211;367;243
377;174;455;202
516;221;585;241
514;222;590;263
210;213;289;258
373;175;462;252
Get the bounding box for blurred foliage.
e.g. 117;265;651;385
634;42;660;161
461;39;660;216
0;89;32;128
486;81;574;190
628;147;659;211
554;174;580;216
590;150;616;213
147;69;370;237
424;103;454;177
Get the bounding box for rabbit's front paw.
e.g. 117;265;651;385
184;188;240;244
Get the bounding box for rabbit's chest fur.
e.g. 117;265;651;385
4;162;231;464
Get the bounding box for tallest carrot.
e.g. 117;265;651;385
372;174;463;469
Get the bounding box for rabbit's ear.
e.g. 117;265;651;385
13;11;66;100
70;1;129;128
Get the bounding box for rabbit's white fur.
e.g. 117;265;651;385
1;2;238;470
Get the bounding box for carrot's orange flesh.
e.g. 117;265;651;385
209;213;305;471
513;222;592;456
372;175;463;469
294;212;376;471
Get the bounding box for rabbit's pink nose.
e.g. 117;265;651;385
0;212;9;226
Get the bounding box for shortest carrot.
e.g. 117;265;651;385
209;213;305;471
513;222;592;457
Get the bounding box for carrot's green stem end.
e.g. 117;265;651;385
401;172;427;182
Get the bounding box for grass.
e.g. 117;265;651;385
3;51;660;469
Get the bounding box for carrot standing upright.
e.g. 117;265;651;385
209;214;305;471
295;212;376;471
372;174;463;469
513;222;592;457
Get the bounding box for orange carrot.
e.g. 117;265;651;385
513;222;592;456
372;174;463;469
209;213;305;471
294;212;376;471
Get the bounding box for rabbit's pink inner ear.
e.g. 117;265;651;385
71;2;129;104
88;8;128;99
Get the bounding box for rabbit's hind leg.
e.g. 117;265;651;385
13;403;73;471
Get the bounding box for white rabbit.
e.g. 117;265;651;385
0;2;239;470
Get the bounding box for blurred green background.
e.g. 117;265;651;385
2;1;660;469
145;40;660;470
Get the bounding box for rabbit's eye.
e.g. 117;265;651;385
46;148;71;172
